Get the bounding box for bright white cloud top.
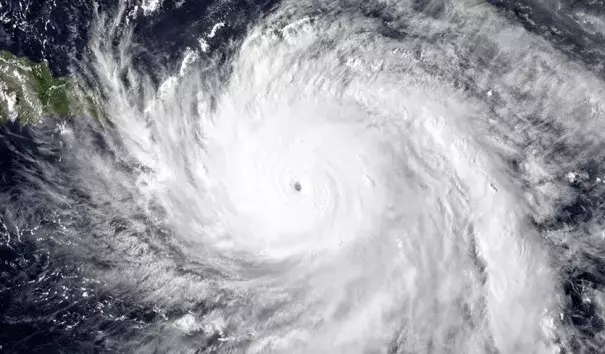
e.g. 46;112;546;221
66;0;605;353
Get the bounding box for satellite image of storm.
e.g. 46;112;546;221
1;0;605;353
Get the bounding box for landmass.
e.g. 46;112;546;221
0;51;100;124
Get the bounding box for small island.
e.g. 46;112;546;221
0;51;100;124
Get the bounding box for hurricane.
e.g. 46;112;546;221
2;0;605;353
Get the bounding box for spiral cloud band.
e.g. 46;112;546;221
33;0;605;352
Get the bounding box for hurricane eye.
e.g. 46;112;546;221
293;181;302;192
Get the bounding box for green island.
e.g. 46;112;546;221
0;51;100;124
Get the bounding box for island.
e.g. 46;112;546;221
0;51;100;124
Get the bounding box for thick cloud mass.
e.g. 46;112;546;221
3;0;605;353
